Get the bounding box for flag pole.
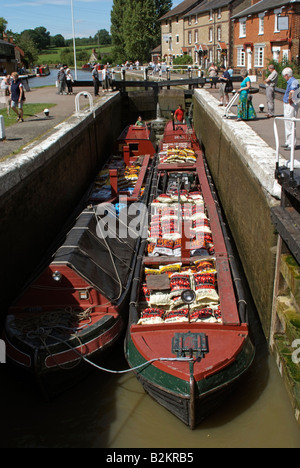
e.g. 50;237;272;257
71;0;78;80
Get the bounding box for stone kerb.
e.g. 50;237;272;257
194;89;283;201
0;93;119;198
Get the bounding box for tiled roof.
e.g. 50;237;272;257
232;0;300;19
186;0;234;17
159;0;203;21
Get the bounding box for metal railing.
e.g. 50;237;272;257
75;91;95;118
274;116;300;178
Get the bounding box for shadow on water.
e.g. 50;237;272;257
0;336;128;448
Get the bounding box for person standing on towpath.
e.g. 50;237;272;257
281;67;299;151
10;72;24;122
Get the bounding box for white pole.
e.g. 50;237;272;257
0;115;6;141
71;0;78;80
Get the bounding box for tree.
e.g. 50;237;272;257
51;34;65;47
111;0;126;63
15;31;39;67
0;17;8;37
111;0;172;63
95;29;111;45
123;0;157;62
20;26;50;51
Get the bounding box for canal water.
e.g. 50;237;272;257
27;68;122;89
1;71;300;448
1;250;300;448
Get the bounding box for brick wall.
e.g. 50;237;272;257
233;4;299;75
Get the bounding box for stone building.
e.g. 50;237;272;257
183;0;253;68
0;37;17;75
160;0;203;64
232;0;300;76
160;0;253;68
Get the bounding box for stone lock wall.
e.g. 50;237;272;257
0;93;123;315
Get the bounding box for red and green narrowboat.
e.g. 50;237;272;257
125;121;255;429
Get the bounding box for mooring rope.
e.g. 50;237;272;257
81;355;194;374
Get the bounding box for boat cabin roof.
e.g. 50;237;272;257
161;121;194;147
117;125;156;159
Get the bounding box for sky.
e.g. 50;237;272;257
1;0;182;40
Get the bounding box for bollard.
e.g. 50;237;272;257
0;115;6;141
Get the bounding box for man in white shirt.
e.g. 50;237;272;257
265;64;278;118
282;67;299;150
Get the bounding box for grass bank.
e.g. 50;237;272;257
37;44;113;67
0;103;56;127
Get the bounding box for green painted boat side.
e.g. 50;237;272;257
126;332;254;397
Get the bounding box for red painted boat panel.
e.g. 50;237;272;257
9;265;120;314
45;317;123;368
130;322;248;382
117;125;156;160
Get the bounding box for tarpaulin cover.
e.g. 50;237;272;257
53;208;137;304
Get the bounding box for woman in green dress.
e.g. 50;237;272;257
237;69;256;121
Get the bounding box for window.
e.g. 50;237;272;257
176;16;179;23
188;31;192;45
188;15;192;26
218;8;222;19
176;34;179;43
209;27;213;42
217;26;221;42
254;45;264;67
258;13;265;35
195;30;198;43
274;8;283;33
239;18;246;38
195;14;198;24
237;47;245;67
209;9;213;21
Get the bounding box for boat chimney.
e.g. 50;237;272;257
123;145;130;166
110;169;118;198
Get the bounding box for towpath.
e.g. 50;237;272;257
0;85;112;161
0;79;298;165
206;86;300;164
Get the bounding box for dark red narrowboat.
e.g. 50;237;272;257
3;127;155;398
125;121;255;429
116;124;157;164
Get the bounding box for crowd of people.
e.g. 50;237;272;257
1;60;299;150
209;63;299;152
91;64;113;96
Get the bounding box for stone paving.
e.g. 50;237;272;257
0;78;299;165
206;85;300;164
0;85;111;160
